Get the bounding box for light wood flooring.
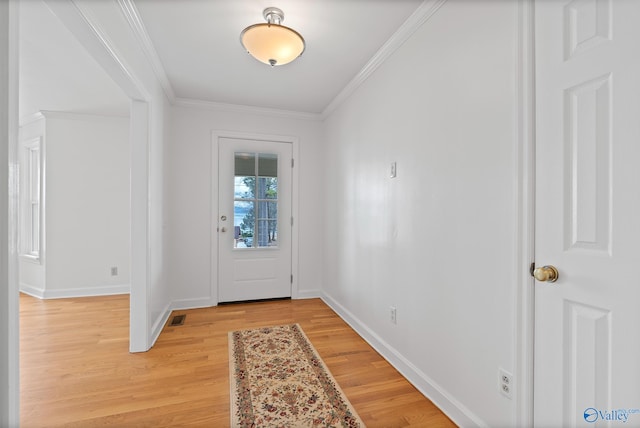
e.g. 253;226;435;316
20;293;456;427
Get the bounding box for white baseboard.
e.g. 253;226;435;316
19;283;45;299
149;301;172;349
147;297;214;350
20;283;130;299
171;297;215;311
294;289;321;299
321;292;485;428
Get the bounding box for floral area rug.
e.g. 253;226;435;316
229;323;365;427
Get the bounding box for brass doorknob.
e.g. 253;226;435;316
533;265;559;283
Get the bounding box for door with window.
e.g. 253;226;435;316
217;137;292;302
534;1;640;425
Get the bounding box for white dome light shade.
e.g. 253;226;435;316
240;8;305;67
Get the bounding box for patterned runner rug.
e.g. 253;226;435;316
229;324;365;427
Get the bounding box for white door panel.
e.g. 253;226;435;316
534;0;640;426
217;137;292;302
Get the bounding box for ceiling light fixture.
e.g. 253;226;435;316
240;7;305;67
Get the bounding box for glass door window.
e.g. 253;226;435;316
233;152;278;248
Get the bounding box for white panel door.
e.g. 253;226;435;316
218;137;292;302
534;1;640;426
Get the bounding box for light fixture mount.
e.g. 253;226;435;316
263;7;284;25
240;7;305;67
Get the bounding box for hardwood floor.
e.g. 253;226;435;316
20;293;456;427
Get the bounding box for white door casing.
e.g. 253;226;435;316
217;137;293;302
534;1;640;426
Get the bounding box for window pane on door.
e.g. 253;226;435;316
257;201;277;219
258;153;277;177
234;200;254;248
257;177;278;199
234;176;254;199
257;201;278;248
257;220;278;247
234;152;255;176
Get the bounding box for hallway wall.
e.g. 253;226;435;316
322;1;520;425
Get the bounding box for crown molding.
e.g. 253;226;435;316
174;97;322;121
19;112;45;127
117;0;176;102
20;110;129;126
321;0;447;120
40;110;129;122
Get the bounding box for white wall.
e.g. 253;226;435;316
322;1;519;426
18;113;130;298
167;105;324;308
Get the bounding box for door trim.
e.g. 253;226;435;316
210;130;299;306
4;0;20;423
515;0;535;426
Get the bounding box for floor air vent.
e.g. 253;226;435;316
170;314;186;326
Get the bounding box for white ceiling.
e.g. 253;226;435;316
19;0;424;119
19;0;130;120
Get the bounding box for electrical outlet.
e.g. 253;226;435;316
499;368;513;399
111;266;118;276
390;306;397;324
